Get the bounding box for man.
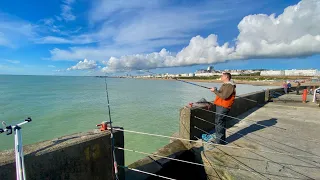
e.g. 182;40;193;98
287;81;292;92
283;81;288;94
210;72;236;144
296;81;301;95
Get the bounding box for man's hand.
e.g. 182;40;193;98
210;87;217;92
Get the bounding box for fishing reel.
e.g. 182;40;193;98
0;121;11;135
96;121;111;131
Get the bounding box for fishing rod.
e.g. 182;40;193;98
104;76;119;180
174;78;262;104
175;78;211;89
0;117;32;180
140;69;262;104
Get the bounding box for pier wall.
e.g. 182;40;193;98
180;90;266;141
0;130;124;180
126;85;319;179
179;85;314;141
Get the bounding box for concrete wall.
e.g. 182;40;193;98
0;130;124;180
179;85;317;141
179;90;266;141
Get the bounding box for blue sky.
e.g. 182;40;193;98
0;0;319;76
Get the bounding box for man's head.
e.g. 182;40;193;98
221;72;231;83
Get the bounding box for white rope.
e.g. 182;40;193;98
192;135;269;180
193;129;313;180
117;147;290;179
111;128;320;159
194;126;288;180
117;147;207;166
119;165;176;180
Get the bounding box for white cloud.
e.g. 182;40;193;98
60;0;76;21
42;18;55;26
49;44;156;61
36;35;94;44
67;59;97;70
48;65;56;68
89;0;163;23
53;69;65;72
0;32;12;47
47;0;242;58
6;59;20;64
36;24;115;44
0;13;37;48
64;0;75;4
45;0;320;72
101;0;320;71
102;48;175;72
234;0;320;59
173;35;236;66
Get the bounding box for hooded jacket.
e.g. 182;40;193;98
213;80;236;109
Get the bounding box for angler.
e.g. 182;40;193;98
210;72;236;145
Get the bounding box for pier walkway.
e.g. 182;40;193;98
200;93;320;180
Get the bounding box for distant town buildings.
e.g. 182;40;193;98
196;66;214;74
261;69;319;76
133;66;319;79
260;70;285;76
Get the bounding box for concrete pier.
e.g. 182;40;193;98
201;101;320;179
0;130;124;180
178;86;320;179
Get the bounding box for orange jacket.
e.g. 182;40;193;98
213;81;236;109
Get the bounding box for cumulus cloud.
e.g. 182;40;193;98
101;49;175;72
101;0;320;72
67;59;97;71
234;0;320;59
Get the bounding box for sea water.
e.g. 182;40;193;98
0;75;273;164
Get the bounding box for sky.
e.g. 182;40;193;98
0;0;319;76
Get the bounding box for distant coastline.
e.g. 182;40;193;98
99;76;320;87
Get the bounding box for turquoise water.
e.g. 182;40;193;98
0;75;270;164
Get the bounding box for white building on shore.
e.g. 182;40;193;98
261;69;319;76
284;69;319;76
261;70;285;76
195;72;221;77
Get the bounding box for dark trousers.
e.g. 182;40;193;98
296;87;300;95
215;105;230;144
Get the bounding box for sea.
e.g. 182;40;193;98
0;75;274;164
